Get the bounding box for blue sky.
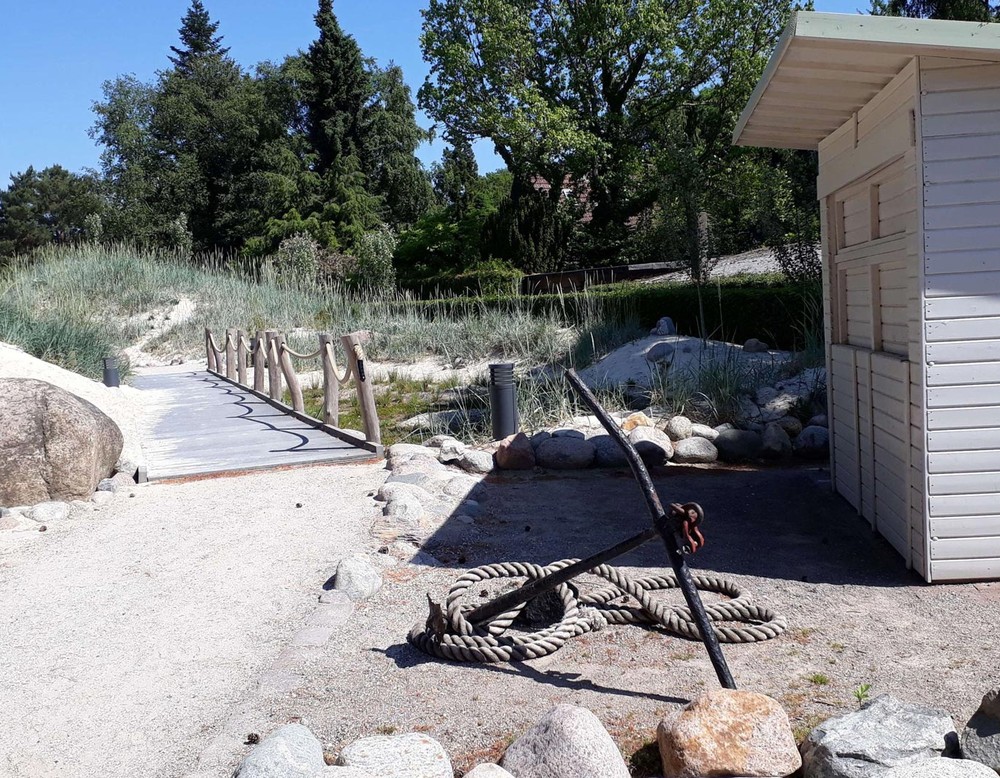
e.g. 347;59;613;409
0;0;867;183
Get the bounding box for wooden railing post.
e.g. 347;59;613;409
236;329;247;386
265;330;281;400
277;335;304;412
225;327;237;380
253;329;266;393
205;328;216;372
319;333;339;426
342;331;381;444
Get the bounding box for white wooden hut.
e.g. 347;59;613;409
735;12;1000;581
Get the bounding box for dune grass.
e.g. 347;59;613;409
0;243;644;381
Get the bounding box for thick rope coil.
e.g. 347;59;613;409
408;560;787;663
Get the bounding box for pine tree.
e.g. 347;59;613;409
433;132;478;215
363;64;432;228
169;0;230;75
305;0;368;176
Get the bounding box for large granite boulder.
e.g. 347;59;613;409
535;437;595;469
0;378;123;506
801;695;958;778
714;429;763;463
502;704;629;778
657;689;801;778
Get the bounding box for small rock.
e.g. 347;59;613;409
109;471;136;491
91;491;115;507
808;413;829;428
458;499;481;517
337;732;452;778
28;501;70;523
713;423;736;434
550;428;585;439
620;412;653;432
756;386;779;406
114;457;139;478
795;425;830;459
743;337;769;353
645;342;675;364
502;704;629;778
773;415;803;438
535;437;595;469
334;554;383;601
376;482;434;504
437;439;467;464
657;689;801;778
424;435;454;448
442;474;482;498
529;431;552;449
664;415;693;441
690;423;719;441
465;765;516;778
628;427;673;465
883;758;996;777
459;449;494;474
961;689;1000;772
714;430;763;463
671;437;718;464
97;478;115;492
759;392;802;422
800;694;958;778
495;433;535;470
591;435;629;467
652;316;676;336
233;723;326;778
761;423;793;459
387;443;440;461
383;494;425;526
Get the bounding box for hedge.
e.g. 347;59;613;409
393;278;821;352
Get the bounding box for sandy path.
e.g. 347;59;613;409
0;463;384;778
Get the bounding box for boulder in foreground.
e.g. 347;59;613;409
0;378;123;506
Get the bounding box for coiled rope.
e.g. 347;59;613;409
408;559;787;663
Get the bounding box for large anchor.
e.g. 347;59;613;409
416;368;741;688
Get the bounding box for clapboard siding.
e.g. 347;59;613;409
920;60;1000;580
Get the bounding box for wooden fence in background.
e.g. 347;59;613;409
204;327;381;448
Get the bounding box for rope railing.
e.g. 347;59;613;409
204;326;382;448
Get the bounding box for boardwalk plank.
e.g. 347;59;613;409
132;370;374;481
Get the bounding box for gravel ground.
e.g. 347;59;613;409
235;465;1000;775
0;462;385;778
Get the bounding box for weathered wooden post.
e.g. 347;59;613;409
253;329;266;393
265;330;281;401
342;331;381;444
319;333;339;426
236;329;247;386
225;327;237;380
277;335;305;412
205;328;216;372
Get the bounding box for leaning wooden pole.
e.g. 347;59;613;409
319;333;340;426
342;331;381;444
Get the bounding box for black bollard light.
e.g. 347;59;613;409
489;362;518;440
102;357;120;388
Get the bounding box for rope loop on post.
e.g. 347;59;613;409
409;560;787;663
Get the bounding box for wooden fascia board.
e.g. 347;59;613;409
732;12;799;147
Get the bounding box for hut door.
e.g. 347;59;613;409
828;158;916;564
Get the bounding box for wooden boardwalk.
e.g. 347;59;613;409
132;368;376;481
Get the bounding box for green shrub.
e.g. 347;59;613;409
274;233;320;284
